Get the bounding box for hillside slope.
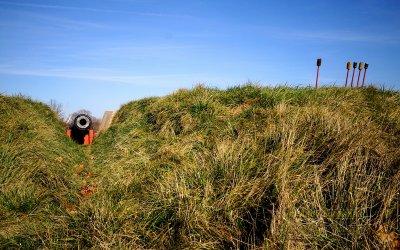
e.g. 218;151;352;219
1;86;399;249
90;85;400;249
0;95;87;249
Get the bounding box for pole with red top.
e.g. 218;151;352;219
316;58;321;89
350;62;357;88
362;63;369;87
345;62;351;87
356;62;364;87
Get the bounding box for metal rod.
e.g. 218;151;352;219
362;63;369;87
316;58;321;89
316;66;320;89
351;62;357;88
351;68;356;87
357;62;364;87
362;68;367;87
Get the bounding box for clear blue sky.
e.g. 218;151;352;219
1;0;399;118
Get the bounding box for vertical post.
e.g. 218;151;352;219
316;58;321;89
356;62;364;87
362;63;368;87
345;62;351;87
351;62;357;88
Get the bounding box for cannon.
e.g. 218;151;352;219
66;114;94;144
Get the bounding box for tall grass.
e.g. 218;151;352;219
0;95;87;249
1;85;399;249
89;85;400;249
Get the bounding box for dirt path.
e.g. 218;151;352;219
77;146;97;198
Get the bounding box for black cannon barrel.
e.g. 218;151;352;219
73;114;92;130
69;113;93;144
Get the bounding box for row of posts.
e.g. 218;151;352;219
315;59;369;89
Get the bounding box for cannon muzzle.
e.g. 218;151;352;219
74;114;92;130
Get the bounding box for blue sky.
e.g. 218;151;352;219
0;0;399;118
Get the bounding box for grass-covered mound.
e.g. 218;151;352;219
0;95;87;249
1;86;399;249
90;85;400;249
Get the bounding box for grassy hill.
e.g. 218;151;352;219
0;95;87;248
1;85;399;249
